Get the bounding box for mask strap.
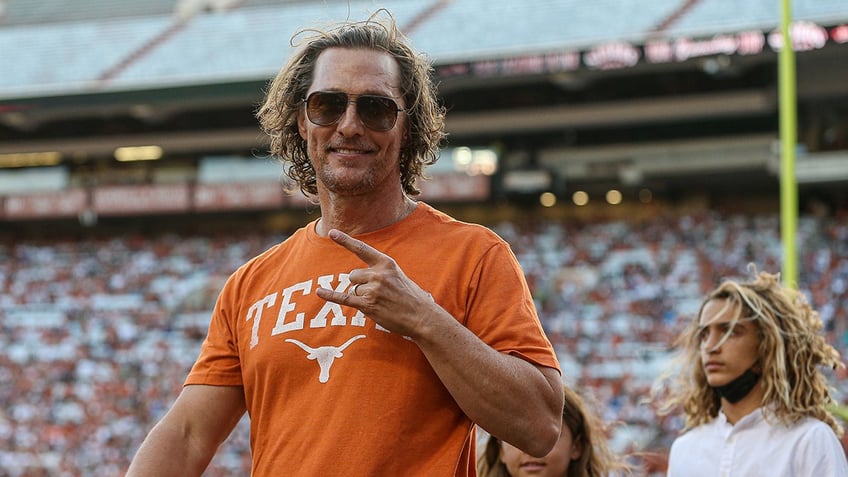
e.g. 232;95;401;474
712;368;760;403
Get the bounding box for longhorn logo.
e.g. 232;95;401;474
285;335;366;383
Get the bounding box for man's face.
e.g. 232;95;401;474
297;47;407;198
697;298;761;388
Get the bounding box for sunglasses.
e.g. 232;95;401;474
303;91;404;132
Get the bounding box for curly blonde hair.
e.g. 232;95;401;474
655;265;844;435
478;385;632;477
256;10;446;198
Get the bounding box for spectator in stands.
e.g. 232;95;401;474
126;10;562;477
478;384;632;477
656;265;848;476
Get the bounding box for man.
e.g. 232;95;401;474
126;12;562;477
658;266;848;476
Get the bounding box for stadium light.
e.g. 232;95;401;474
114;145;163;162
572;190;589;206
450;146;498;176
606;189;623;205
539;192;557;207
0;151;62;168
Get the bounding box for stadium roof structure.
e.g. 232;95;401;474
0;0;847;224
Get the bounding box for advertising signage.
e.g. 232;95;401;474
436;22;847;78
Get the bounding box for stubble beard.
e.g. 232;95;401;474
315;156;380;196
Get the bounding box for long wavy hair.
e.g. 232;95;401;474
255;10;446;198
478;385;632;477
655;265;844;435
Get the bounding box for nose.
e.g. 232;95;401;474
701;330;721;352
335;100;365;135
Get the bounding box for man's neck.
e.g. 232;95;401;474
316;192;416;236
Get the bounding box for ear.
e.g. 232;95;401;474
570;439;583;461
297;108;308;140
752;357;763;375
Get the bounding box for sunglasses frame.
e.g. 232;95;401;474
303;91;404;132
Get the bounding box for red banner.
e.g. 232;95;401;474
93;184;190;216
437;22;848;78
419;174;490;202
194;181;285;211
3;188;87;219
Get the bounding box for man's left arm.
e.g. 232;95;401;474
317;229;563;457
411;305;563;457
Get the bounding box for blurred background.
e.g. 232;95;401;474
0;0;846;475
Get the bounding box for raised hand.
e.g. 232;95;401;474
315;229;437;338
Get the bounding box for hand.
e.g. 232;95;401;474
315;229;437;338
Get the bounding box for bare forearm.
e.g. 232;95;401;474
126;420;215;477
127;385;245;476
413;310;562;457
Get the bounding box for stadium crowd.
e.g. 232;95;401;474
1;207;847;476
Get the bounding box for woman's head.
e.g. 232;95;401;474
478;386;628;477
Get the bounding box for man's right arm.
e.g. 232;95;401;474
126;384;246;477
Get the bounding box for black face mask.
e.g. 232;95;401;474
712;368;760;403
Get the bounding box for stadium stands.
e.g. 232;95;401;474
0;0;177;26
1;208;846;475
1;0;846;95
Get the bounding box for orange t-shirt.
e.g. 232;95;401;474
186;203;560;476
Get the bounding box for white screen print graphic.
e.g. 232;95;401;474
285;335;366;383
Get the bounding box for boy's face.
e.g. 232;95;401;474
697;298;761;388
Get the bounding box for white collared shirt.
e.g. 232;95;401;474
667;407;848;477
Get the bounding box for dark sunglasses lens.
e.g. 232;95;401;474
357;96;398;131
306;92;347;126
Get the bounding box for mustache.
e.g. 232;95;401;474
326;140;373;151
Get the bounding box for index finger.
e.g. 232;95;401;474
328;229;387;266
